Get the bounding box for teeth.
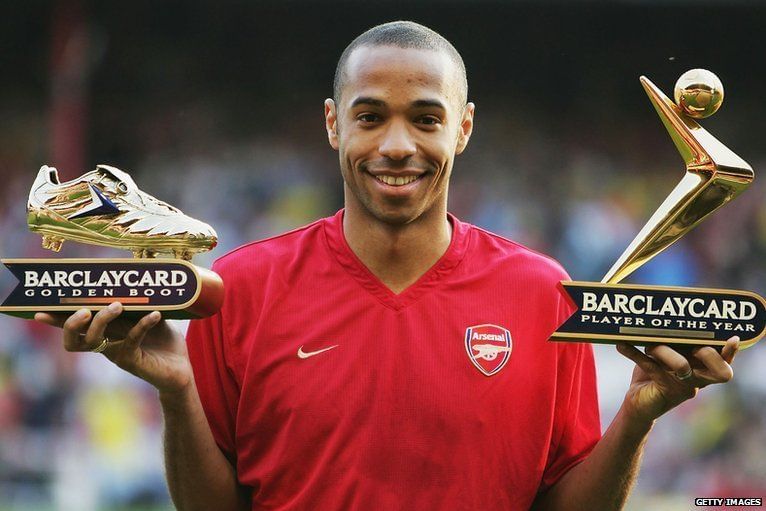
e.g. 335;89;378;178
374;175;419;186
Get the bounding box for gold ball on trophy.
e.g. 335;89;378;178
673;69;724;119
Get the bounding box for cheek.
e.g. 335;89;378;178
425;137;457;172
337;135;359;164
339;129;374;166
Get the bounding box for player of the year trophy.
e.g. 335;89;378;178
551;69;766;349
0;164;223;320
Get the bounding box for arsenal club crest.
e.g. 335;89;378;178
465;324;512;376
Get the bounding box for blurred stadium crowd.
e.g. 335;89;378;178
2;2;766;510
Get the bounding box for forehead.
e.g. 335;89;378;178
341;45;460;107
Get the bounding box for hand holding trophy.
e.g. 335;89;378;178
552;70;765;350
0;164;223;390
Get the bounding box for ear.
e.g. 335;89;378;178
455;102;475;155
325;98;339;150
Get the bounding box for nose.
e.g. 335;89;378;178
378;120;416;161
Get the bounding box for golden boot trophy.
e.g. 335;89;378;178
1;165;223;319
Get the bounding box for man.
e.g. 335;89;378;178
37;21;739;511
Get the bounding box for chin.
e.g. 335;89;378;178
368;203;425;226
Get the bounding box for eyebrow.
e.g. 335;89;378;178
349;97;447;111
411;99;447;110
350;97;386;108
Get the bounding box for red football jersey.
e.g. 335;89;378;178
187;210;601;510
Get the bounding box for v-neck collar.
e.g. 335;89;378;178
323;209;471;311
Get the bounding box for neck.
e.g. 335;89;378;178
343;200;452;295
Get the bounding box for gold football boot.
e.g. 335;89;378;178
27;165;217;260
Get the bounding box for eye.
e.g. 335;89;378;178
416;115;441;126
357;113;381;124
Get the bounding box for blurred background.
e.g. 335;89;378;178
1;1;765;510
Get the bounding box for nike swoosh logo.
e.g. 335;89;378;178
297;345;339;359
68;184;120;219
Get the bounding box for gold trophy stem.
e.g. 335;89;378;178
601;77;753;285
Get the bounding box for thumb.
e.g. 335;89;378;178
122;311;162;351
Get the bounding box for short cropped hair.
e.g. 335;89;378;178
333;21;468;107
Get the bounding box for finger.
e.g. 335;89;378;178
123;311;162;350
62;309;93;351
721;336;740;365
83;302;124;349
34;312;66;328
692;346;734;383
645;344;693;377
616;343;666;378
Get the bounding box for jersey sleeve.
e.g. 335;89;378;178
186;304;241;463
539;283;602;491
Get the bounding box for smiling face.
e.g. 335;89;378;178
325;45;474;226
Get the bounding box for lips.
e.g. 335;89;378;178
364;164;429;189
373;174;420;186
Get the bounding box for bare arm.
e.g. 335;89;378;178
36;303;249;511
532;338;739;511
160;382;250;511
531;400;651;511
